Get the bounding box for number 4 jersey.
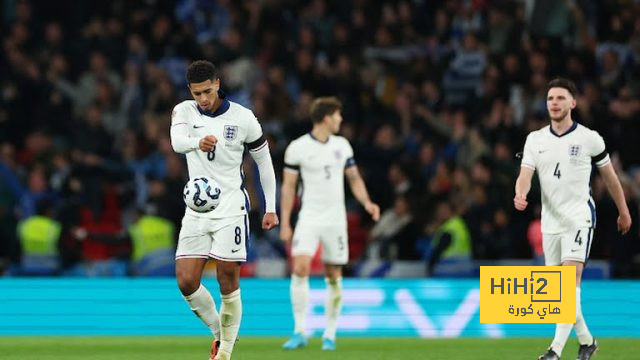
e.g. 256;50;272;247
521;122;610;233
170;98;265;219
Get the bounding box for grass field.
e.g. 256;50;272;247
1;337;638;359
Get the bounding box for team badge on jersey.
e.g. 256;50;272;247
568;144;581;157
334;150;342;160
224;125;238;141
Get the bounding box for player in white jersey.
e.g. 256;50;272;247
280;97;380;351
170;60;279;360
514;78;631;360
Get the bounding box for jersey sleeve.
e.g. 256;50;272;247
170;103;200;153
344;139;356;168
283;142;301;173
245;113;265;150
520;133;536;170
589;130;610;167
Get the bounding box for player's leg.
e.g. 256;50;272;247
563;229;597;359
320;225;348;350
321;264;342;351
214;259;242;360
290;255;312;337
539;233;563;359
176;216;222;349
283;224;318;349
176;257;221;357
208;215;248;360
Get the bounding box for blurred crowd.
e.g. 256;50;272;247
1;0;640;277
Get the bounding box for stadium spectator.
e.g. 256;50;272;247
0;0;639;279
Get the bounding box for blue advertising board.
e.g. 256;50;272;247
0;278;638;337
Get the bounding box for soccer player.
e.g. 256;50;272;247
170;60;279;360
514;78;632;360
280;96;380;351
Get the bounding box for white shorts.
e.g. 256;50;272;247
543;227;593;265
292;223;348;265
176;213;249;262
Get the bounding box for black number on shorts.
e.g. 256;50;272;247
207;145;217;161
234;226;242;245
574;230;582;246
553;162;561;179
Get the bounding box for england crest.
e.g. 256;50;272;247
224;125;238;141
568;144;581;157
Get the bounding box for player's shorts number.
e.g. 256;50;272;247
207;145;217;161
234;226;242;245
574;230;582;245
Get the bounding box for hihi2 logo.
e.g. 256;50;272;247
480;266;575;323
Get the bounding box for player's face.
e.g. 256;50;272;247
326;110;343;134
189;79;220;112
546;87;576;122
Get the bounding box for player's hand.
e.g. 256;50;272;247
199;135;217;152
365;201;380;221
280;224;293;243
262;212;279;230
513;194;528;211
618;212;632;234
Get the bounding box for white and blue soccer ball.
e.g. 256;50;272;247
183;176;221;213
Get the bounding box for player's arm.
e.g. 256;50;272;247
247;135;279;230
345;165;380;221
279;168;299;243
514;134;536;211
169;105;217;153
597;162;632;234
514;166;534;211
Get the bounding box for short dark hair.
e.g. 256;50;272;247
310;96;342;123
546;78;578;97
186;60;218;84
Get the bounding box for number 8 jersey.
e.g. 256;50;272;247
170;97;266;219
520;122;610;233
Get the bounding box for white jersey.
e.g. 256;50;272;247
170;98;266;219
284;133;355;225
521;122;610;233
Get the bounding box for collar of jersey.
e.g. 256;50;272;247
308;132;329;144
197;90;230;118
549;120;577;137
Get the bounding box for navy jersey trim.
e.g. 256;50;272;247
587;198;596;228
196;90;230;117
247;135;267;150
284;163;300;171
308;132;329;144
549;121;578;137
345;157;356;168
591;150;608;164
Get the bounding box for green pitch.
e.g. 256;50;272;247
1;337;638;359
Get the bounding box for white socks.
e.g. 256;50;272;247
322;277;343;340
574;287;593;345
290;275;343;340
550;322;572;356
290;274;310;335
551;286;593;356
183;284;220;340
219;289;242;357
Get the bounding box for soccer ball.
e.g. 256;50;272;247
183;176;221;213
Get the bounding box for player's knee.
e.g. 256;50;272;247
217;268;239;295
176;272;200;296
292;263;310;277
